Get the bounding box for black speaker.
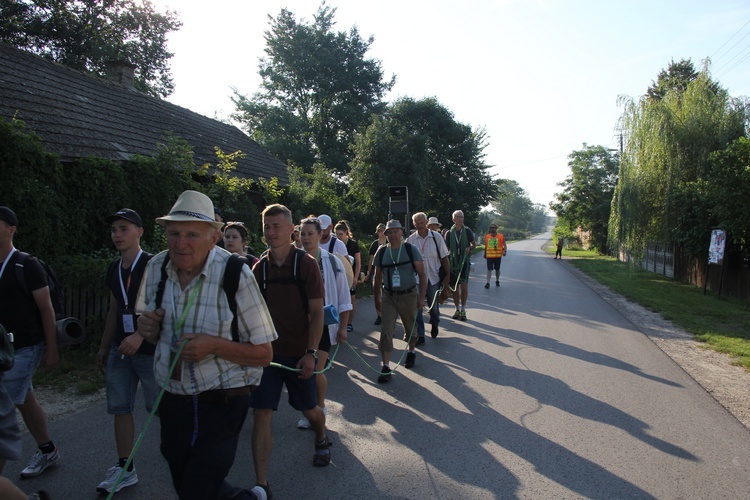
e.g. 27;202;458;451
389;186;407;197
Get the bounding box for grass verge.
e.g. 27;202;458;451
545;242;750;370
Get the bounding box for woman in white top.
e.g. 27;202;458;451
296;217;352;429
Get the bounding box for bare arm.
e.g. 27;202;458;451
414;261;428;310
96;292;118;371
179;335;273;366
32;286;59;372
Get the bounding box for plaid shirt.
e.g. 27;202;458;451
406;230;449;285
136;248;277;395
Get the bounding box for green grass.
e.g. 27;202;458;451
33;345;104;394
559;246;750;370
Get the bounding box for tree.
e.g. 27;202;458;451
347;97;495;229
0;0;181;98
646;58;698;101
550;144;619;253
610;64;747;260
491;180;534;237
232;3;395;174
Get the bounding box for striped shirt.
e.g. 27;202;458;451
136;248;277;395
406;229;449;285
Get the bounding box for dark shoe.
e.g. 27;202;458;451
496;280;500;287
346;324;353;333
404;351;417;368
313;435;333;467
452;310;460;319
460;310;467;321
484;283;490;289
430;324;439;338
374;316;382;325
416;336;425;346
377;365;392;383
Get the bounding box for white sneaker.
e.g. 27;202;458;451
250;485;268;500
21;448;60;477
96;464;139;494
297;416;311;429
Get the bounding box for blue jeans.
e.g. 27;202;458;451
416;282;442;338
106;348;159;414
1;343;44;405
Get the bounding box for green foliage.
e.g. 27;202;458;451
550;144;619;253
609;63;748;262
348;97;495;229
706;137;750;249
491;180;534;233
232;3;394;174
0;0;182;98
646;58;699;101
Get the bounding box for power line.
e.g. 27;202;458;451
493;155;568;170
711;19;750;63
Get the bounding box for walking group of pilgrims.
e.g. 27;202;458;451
0;194;507;499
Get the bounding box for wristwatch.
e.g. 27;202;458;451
305;349;318;359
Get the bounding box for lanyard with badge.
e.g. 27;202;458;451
168;276;204;382
388;244;403;288
118;249;143;334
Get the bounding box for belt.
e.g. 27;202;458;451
385;286;416;296
167;385;256;404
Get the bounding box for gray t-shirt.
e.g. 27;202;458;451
374;243;423;291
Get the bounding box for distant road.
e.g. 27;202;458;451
8;233;750;499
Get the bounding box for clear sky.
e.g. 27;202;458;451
149;0;750;212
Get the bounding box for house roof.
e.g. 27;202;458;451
0;43;288;184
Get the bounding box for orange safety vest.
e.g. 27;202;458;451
485;233;505;258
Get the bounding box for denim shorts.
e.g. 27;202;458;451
249;355;317;412
1;343;44;405
106;348;159;415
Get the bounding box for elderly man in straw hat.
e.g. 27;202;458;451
372;220;427;382
137;190;276;500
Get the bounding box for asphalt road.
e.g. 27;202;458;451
7;233;750;499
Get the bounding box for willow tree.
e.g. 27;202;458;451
609;65;747;260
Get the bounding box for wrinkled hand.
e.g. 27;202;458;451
297;354;316;380
138;309;164;343
178;334;216;363
118;333;144;356
418;297;426;310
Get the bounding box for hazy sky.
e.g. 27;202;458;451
149;0;750;211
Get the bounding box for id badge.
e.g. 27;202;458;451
122;310;136;333
169;345;182;382
392;269;401;288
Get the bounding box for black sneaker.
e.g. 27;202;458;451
416;336;425;346
405;351;417;368
346;324;353;333
496;280;500;287
374;316;382;325
377;365;392;383
484;283;490;289
430;324;439;338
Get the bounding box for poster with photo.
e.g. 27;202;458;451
709;229;726;265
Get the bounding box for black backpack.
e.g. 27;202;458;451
154;253;247;342
257;248;310;314
377;242;416;291
14;252;65;321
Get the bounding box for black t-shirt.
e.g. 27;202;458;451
0;250;48;349
105;252;155;354
368;239;382;260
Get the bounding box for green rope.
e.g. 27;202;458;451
107;339;187;500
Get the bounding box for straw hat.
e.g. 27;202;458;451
156;190;224;230
427;216;442;228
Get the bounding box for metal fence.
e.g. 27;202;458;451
642;242;675;278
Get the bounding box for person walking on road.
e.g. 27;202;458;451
136;190;276;500
406;212;451;342
365;223;387;325
483;223;506;288
445;210;475;321
555;237;564;259
0;207;61;479
372;220;427;382
95;208;156;494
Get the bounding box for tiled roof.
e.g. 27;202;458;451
0;43;288;183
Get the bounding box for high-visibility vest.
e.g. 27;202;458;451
485;233;505;258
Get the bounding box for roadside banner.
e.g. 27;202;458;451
709;229;726;265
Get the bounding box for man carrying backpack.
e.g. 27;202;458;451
136;191;276;500
250;204;329;497
373;220;427;382
94;208;156;494
0;207;60;478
